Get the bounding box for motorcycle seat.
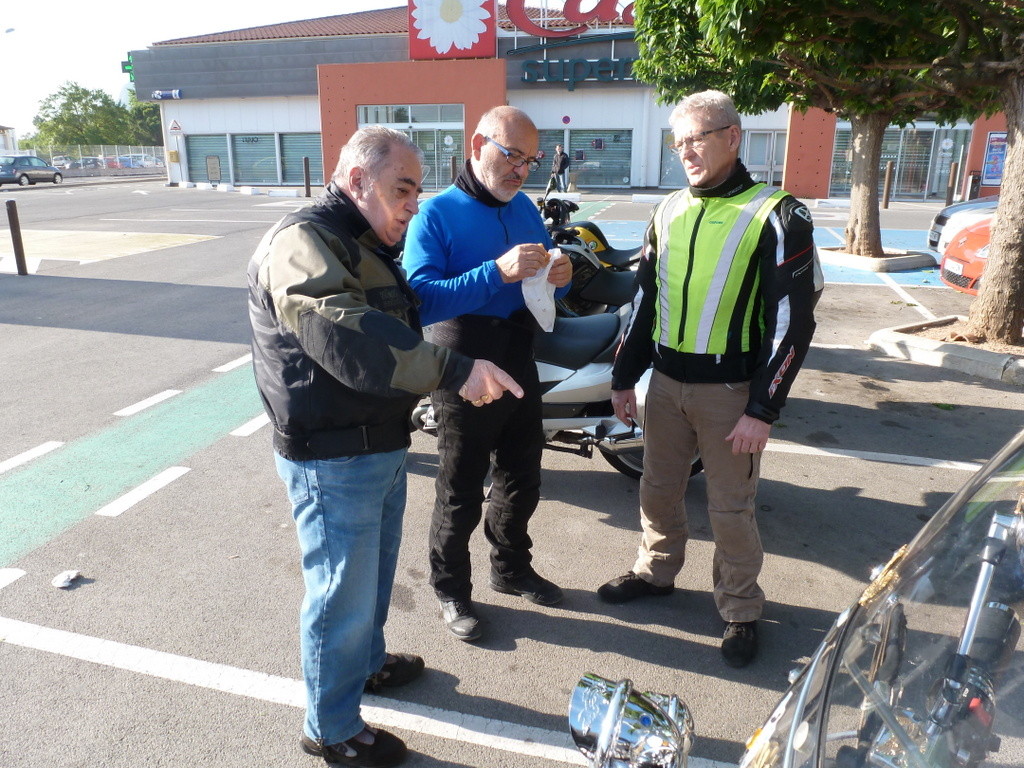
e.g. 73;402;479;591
534;312;620;370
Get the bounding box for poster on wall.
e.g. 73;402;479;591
981;131;1006;186
409;0;497;60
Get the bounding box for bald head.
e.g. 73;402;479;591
471;106;540;203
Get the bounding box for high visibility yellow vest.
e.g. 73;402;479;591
651;184;788;355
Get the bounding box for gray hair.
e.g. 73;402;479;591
332;125;423;183
669;90;742;132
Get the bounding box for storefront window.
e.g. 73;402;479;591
281;133;323;185
185;135;229;184
233;134;277;184
830;125;971;200
569;129;632;188
659;129;686;188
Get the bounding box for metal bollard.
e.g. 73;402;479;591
881;161;894;209
946;161;959;206
303;157;311;198
5;199;29;276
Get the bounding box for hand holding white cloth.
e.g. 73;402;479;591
522;248;559;332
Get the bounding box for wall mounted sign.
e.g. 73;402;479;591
981;132;1006;186
409;0;497;59
521;57;635;90
505;0;634;37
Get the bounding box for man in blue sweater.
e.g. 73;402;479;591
403;106;571;642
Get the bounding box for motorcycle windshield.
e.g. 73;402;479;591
742;428;1024;768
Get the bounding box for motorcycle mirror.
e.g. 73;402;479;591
568;673;694;768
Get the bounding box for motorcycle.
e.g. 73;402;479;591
567;426;1024;768
537;194;641;317
415;305;651;480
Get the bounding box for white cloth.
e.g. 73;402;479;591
522;248;559;332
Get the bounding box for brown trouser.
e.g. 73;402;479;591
633;370;765;623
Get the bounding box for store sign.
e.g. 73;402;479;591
521;57;635;91
506;0;634;37
408;0;496;60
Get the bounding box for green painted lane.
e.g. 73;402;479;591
0;367;264;567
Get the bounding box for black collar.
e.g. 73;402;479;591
689;160;757;199
454;160;507;208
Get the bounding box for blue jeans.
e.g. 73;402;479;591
275;448;407;745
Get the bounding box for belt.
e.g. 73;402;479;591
275;418;411;460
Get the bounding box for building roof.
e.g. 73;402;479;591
153;4;628;46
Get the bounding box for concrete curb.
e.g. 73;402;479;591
867;315;1024;386
819;246;937;273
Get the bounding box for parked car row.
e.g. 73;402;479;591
928;195;1001;296
48;154;164;170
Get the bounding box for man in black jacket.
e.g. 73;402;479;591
597;91;821;669
248;126;519;767
551;143;570;192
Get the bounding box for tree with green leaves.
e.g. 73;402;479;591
918;0;1024;344
634;0;976;262
25;82;160;147
635;0;1020;344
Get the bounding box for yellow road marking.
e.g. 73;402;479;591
0;230;218;262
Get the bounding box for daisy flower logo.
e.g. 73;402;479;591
409;0;496;59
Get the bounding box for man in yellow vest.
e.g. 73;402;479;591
598;90;821;668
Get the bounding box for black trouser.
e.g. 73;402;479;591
428;314;545;601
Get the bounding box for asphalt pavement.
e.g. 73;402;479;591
1;179;1022;768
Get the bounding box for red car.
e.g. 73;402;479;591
940;216;991;295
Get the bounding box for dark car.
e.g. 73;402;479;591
71;156;106;170
0;155;64;187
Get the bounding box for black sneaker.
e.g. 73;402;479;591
439;598;482;642
597;572;674;604
300;727;407;767
721;621;758;668
489;569;563;605
364;652;425;693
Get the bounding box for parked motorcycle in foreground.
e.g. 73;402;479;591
568;426;1024;767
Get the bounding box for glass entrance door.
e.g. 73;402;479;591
744;131;777;184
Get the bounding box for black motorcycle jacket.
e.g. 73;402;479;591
612;162;820;424
247;183;473;460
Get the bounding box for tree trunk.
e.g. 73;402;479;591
843;112;890;258
965;76;1024;345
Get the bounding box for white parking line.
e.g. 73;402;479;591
767;441;980;471
94;466;191;517
213;354;252;373
878;274;937;321
0;569;26;590
0;616;725;767
0;441;63;475
114;390;182;416
231;413;270;437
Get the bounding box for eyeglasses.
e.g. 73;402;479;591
485;136;540;172
670;125;733;154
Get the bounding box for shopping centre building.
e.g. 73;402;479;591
130;1;1006;200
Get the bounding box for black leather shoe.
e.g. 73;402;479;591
365;652;425;692
489;569;563;605
439;598;481;641
721;621;758;668
597;572;674;604
300;727;407;767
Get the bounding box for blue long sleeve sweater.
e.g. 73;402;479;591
402;186;558;326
